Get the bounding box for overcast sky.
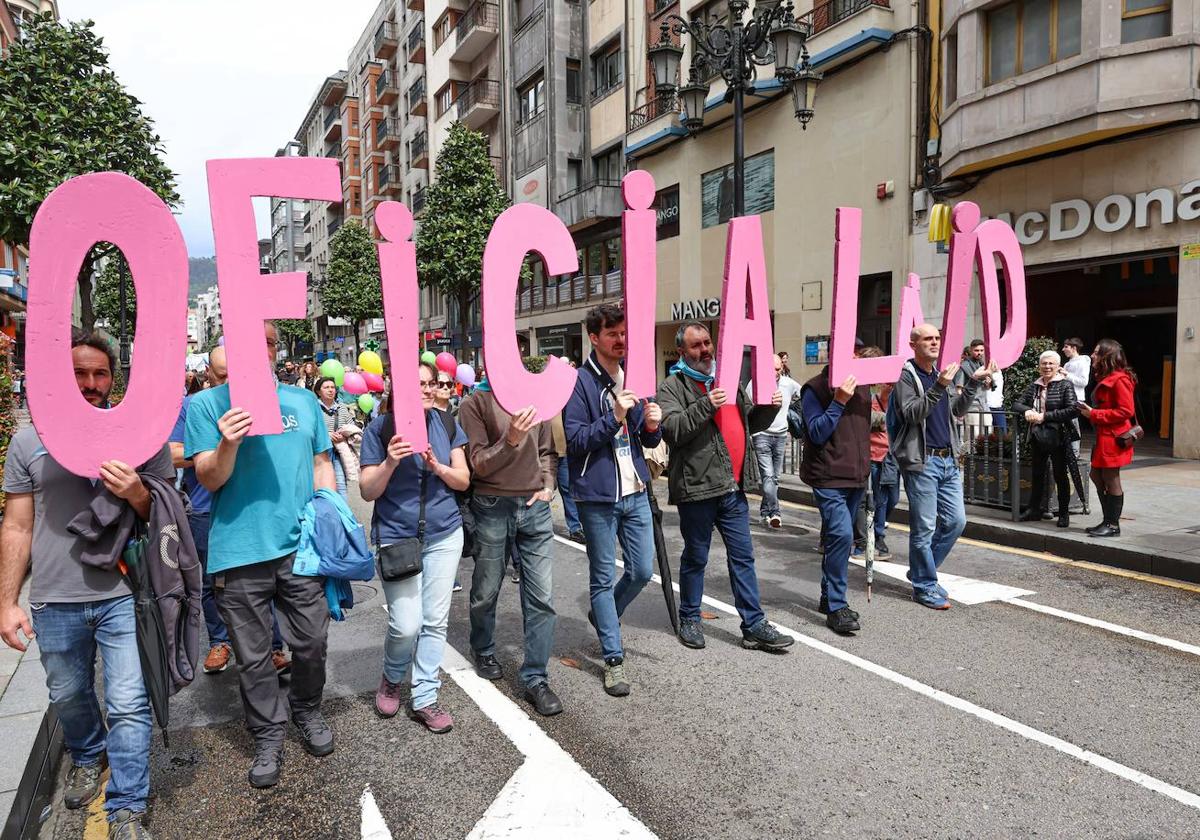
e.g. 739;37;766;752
65;1;378;258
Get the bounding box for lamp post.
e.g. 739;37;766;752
649;0;821;217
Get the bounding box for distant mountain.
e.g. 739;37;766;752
188;257;217;303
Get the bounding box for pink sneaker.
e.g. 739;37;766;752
375;676;403;718
407;702;453;734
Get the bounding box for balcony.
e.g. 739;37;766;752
452;2;498;64
406;0;423;11
456;79;500;129
800;0;895;74
302;242;313;261
798;0;887;36
379;164;404;196
554;180;623;230
328;217;343;238
628;91;678;132
408;79;427;116
409;131;429;169
375;70;399;106
376;118;400;152
303;210;312;230
374;20;398;58
411;186;427;216
323;105;342;141
407;21;425;63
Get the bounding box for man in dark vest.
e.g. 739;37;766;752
800;366;871;634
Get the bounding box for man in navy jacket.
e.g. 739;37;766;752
564;303;662;698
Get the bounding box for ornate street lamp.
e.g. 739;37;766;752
648;0;821;216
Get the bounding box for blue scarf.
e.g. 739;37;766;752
670;358;716;387
473;377;491;393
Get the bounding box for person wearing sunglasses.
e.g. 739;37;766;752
432;374;456;415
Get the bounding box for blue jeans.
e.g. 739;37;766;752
870;462;900;542
902;454;967;596
677;490;765;631
332;454;348;499
469;495;556;688
991;409;1008;431
752;433;787;518
812;487;864;612
190;513;284;650
577;492;655;660
382;528;463;710
31;596;151;818
557;458;581;534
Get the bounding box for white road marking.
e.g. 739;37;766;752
360;787;391;840
1006;598;1200;658
551;535;1200;811
846;556;1036;604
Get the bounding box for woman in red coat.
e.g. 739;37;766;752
1078;338;1136;538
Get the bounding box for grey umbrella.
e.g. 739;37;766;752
645;480;680;635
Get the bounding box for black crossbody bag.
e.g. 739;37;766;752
376;469;428;581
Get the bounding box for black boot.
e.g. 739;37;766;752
1019;507;1044;522
1086;493;1110;535
1090;495;1123;538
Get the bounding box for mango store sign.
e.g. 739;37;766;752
25;161;1028;479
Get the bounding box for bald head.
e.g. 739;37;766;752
207;346;228;386
909;323;942;367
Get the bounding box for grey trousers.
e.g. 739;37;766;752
215;554;329;744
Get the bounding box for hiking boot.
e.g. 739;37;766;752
875;539;891;559
407;702;454;733
818;596;859;621
474;653;502;681
203;643;232;674
742;619;795;651
375;675;403;718
64;756;107;809
677;619;705;649
109;809;151;840
523;682;564;716
271;649;292;675
292;709;334;757
603;658;630;697
826;607;861;635
569;530;586;544
248;742;283;789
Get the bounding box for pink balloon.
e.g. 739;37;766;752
363;372;385;392
435;352;457;375
343;371;368;395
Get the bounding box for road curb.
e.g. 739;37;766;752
1;707;61;840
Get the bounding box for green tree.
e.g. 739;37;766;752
319;220;382;358
276;318;314;359
93;253;134;335
204;332;222;354
1004;336;1058;408
0;14;179;331
415;122;516;358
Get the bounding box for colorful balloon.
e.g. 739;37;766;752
357;394;375;414
342;371;368;395
435;352;458;375
358;350;384;375
319;358;345;387
363;372;385;392
456;363;476;388
420;351;437;366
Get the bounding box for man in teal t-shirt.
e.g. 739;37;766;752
184;322;335;790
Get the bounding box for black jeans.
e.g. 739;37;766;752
1029;440;1070;515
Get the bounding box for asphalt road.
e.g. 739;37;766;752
40;483;1200;839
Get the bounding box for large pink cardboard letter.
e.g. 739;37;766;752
715;216;775;403
828;207;924;385
207;158;342;435
621;171;657;396
26;173;188;478
937;203;980;371
482;204;577;420
375;202;428;451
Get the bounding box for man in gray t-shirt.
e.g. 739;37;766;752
749;354;801;528
0;332;172;839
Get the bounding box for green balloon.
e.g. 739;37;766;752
357;394;375;414
420;351;437;366
319;358;345;387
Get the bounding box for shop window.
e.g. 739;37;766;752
1121;0;1170;42
591;40;622;97
986;0;1081;84
517;75;545;125
566;59;582;105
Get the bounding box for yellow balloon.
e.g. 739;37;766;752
358;350;384;375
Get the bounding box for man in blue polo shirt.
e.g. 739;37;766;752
185;322;335;789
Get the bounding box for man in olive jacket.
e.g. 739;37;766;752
657;321;794;652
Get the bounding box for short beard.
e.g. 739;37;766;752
688;355;713;374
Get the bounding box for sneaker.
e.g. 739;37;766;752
677;619;705;649
760;516;771;527
64;757;107;809
474;652;503;681
407;702;454;733
109;809;151;840
935;583;949;599
292;709;334;757
768;515;782;529
741;619;795;651
248;742;283;789
603;658;630;697
875;539;891;559
569;530;586;544
509;568;521;584
452;579;463;593
817;596;859;620
913;590;951;610
272;649;292;675
523;682;564;716
203;643;232;674
375;675;403;718
826;607;861;635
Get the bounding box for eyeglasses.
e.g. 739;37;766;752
419;380;438;391
437;380;453;389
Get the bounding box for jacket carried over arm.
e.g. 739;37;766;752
458;389;557;497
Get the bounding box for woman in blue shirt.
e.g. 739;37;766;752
359;361;470;733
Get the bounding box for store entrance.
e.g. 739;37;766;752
1027;252;1177;441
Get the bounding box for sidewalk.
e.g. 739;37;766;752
778;454;1200;583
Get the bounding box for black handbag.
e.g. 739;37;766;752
1117;419;1144;449
376;470;428;582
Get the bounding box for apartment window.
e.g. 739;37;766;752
591;40;622;97
567;158;583;191
566;59;582;105
986;0;1081;84
517;75;546;124
944;31;958;106
689;0;728;80
433;11;457;48
1122;0;1170;42
436;82;457;117
593;146;622;182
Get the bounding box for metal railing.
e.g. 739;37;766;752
407;79;426;109
456;78;501;118
411;187;427;214
374;20;398;52
323;106;339;130
628;91;678;130
798;0;889;36
375;70;393;97
409;131;428;161
555;178;621;203
455;2;499;42
375;118;396;145
407;21;424;54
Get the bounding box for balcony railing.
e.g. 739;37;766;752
453;2;499;62
375;118;400;149
798;0;888;36
323;106;340;131
376;70;399;105
408;79;427;115
409;131;428;166
329;218;342;238
407;21;425;61
628;91;678;131
379;163;400;188
303;210;312;229
374;20;399;57
411;186;427;215
456;78;501;121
